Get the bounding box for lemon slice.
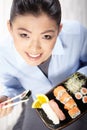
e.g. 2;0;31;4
36;94;49;104
32;99;41;108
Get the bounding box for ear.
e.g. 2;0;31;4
7;20;13;35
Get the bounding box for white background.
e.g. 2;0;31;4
60;0;87;27
0;0;12;39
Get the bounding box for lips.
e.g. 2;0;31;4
25;52;42;60
29;53;41;58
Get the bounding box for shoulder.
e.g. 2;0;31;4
57;20;87;52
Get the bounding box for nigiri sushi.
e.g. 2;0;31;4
41;103;60;125
49;100;66;121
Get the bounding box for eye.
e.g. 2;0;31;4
42;35;52;40
19;33;29;38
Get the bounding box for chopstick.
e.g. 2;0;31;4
2;99;29;109
1;94;23;105
1;90;31;109
1;90;29;105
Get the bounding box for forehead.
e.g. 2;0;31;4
12;13;58;29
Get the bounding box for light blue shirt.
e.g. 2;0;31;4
0;21;87;99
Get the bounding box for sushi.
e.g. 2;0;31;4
41;99;66;124
82;96;87;103
53;85;81;118
53;86;66;100
48;100;66;121
41;103;60;125
80;87;87;95
59;92;72;104
75;92;82;100
68;106;81;119
32;94;66;124
64;99;77;110
53;86;73;106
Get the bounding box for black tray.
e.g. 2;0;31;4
36;72;87;130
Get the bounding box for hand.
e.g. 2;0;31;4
0;96;13;117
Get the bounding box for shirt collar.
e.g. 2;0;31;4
52;36;64;55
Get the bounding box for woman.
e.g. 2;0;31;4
0;0;87;129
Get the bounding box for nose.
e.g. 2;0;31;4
28;39;41;52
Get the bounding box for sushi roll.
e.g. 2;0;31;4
53;86;66;100
80;87;87;95
49;100;66;121
53;85;81;119
59;92;72;104
75;92;82;100
68;106;81;119
64;99;77;111
41;103;60;125
82;96;87;103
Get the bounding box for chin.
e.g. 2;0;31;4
26;60;41;66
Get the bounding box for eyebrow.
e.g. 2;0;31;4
41;30;55;34
17;28;55;34
17;28;32;33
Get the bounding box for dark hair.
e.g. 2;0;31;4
10;0;61;25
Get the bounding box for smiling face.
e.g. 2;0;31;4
8;13;61;66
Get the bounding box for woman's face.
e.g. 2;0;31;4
8;13;61;66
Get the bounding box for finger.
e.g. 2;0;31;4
6;99;14;113
6;101;13;115
0;105;5;117
6;106;13;115
0;108;7;117
0;102;13;117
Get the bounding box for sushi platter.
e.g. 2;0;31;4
36;72;87;130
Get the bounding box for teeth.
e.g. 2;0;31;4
29;54;40;58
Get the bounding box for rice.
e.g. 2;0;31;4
41;103;60;125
